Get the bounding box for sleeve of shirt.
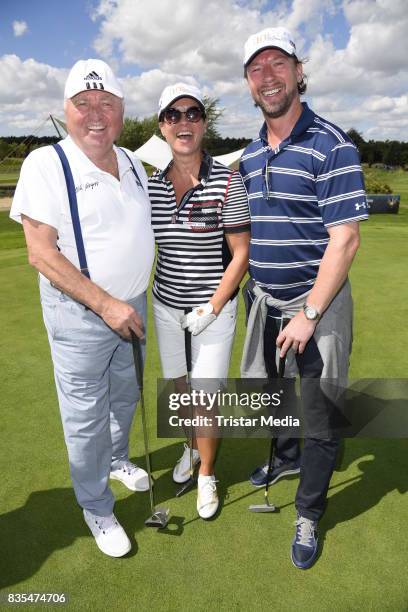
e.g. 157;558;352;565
315;142;369;227
9;147;64;230
222;171;251;234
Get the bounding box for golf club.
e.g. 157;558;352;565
248;388;279;513
175;319;199;497
249;318;289;513
131;330;170;528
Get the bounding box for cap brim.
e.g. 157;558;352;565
244;45;296;67
159;95;205;117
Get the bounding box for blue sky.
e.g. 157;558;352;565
0;0;407;141
0;0;351;73
0;0;100;67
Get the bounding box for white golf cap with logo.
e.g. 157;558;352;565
158;83;204;117
243;27;297;67
64;59;124;99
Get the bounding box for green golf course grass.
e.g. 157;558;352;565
0;184;407;610
0;160;22;186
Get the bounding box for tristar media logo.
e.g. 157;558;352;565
84;71;105;91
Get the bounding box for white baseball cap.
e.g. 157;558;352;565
158;83;204;117
64;59;124;99
243;27;297;67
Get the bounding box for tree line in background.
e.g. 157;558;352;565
1;99;407;173
114;97;250;155
347;129;408;168
0;97;251;160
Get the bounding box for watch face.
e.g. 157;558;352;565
304;305;318;320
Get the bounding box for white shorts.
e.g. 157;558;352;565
152;295;238;379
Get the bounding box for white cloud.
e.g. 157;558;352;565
12;20;28;37
205;79;247;99
0;55;65;105
88;0;408;140
122;69;200;117
0;55;67;134
342;0;408;73
92;0;253;80
285;0;335;34
307;36;407;99
309;92;408;141
1;1;407;141
217;105;261;139
90;0;328;81
301;0;408;139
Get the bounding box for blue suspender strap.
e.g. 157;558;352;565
52;144;143;279
53;143;90;279
119;147;143;189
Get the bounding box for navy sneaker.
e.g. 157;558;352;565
249;457;300;487
291;514;319;570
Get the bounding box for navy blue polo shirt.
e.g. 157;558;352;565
240;102;368;302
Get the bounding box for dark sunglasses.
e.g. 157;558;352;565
161;106;205;124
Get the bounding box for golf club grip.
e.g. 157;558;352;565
184;309;192;376
264;434;275;498
131;330;144;392
130;330;156;514
278;356;285;379
278;317;290;379
183;311;194;477
264;319;289;498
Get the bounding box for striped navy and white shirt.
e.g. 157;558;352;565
240;102;368;302
148;153;250;309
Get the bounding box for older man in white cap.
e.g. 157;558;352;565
10;59;155;557
240;28;368;569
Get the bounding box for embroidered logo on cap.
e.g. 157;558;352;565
85;82;105;90
84;71;102;81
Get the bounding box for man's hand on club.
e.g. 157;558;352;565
99;296;144;339
276;310;317;358
181;303;217;336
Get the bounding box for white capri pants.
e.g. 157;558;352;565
152;295;238;380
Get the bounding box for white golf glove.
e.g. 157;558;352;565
181;303;217;336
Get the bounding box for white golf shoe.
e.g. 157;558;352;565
197;475;219;519
110;460;149;492
83;509;131;557
173;443;200;484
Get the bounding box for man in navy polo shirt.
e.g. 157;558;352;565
240;27;368;569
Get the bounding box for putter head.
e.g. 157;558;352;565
248;502;277;513
175;476;197;498
145;506;170;529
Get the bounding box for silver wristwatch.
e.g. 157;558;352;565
303;303;321;321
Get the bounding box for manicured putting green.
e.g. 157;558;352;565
0;203;407;610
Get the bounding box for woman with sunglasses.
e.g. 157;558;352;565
148;83;250;519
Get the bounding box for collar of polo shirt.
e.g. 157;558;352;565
63;136;132;180
159;150;213;186
259;102;315;145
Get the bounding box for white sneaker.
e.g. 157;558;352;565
110;460;149;492
83;509;131;557
173;443;201;484
197;475;219;519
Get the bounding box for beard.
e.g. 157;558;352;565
254;85;298;119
